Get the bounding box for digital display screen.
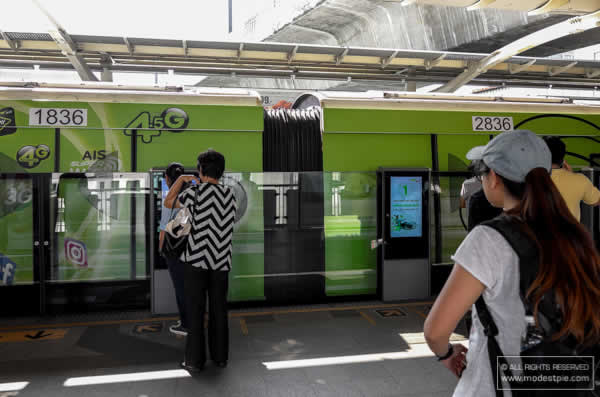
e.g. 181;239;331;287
390;176;422;238
161;178;169;201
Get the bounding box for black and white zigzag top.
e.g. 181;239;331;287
178;183;237;271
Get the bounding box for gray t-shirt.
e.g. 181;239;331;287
451;225;527;397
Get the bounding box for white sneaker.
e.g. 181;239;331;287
170;322;188;336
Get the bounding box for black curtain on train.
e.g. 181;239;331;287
262;108;325;303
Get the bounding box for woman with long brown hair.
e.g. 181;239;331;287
424;130;600;396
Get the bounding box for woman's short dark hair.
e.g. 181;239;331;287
165;162;184;186
543;136;566;165
197;150;225;179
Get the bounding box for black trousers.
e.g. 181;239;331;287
166;256;188;328
184;266;229;367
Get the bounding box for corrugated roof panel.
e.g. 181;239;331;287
129;37;183;47
186;40;240;50
71;35;125;44
244;42;294;52
6;32;53;41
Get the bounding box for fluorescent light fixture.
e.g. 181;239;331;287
64;369;190;387
0;382;29;392
263;345;438;370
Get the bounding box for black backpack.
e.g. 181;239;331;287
477;215;599;397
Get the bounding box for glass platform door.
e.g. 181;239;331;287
0;173;48;315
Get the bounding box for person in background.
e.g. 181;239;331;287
464;162;503;232
460;175;481;210
165;150;237;372
544;136;600;222
424;130;600;396
466;188;503;232
159;162;189;336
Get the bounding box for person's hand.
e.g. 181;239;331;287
177;175;200;184
440;344;468;378
563;161;572;172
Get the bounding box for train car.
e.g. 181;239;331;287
0;83;264;313
1;83;599;314
290;91;600;299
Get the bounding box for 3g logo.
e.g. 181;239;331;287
16;144;50;169
65;238;88;268
123;108;189;143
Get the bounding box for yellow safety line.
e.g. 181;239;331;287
359;311;376;326
0;301;434;331
228;301;434;318
239;318;249;335
409;308;428;319
0;317;179;331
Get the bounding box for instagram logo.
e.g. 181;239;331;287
65;238;88;267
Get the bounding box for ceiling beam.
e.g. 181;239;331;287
466;0;498;11
425;54;446;70
237;43;244;61
123;37;134;55
336;47;349;65
381;50;399;69
586;69;600;78
287;45;299;64
0;30;18;51
48;30;98;81
549;61;578;76
508;59;536;74
528;0;570;16
1;58;599;89
182;40;188;57
435;10;600;93
32;0;98;81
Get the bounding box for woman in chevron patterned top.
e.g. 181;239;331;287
164;149;237;372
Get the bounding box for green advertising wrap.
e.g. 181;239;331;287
2;94;600;303
0;100;265;302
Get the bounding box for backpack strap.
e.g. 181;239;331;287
475;215;540;396
184;184;199;263
475;296;514;397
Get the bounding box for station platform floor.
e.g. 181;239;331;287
0;300;468;397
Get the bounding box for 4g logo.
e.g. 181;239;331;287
123;108;189;143
17;144;50;169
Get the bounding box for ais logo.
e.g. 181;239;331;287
124;108;189;143
82;150;107;161
65;238;88;268
0;107;16;136
16;144;50;169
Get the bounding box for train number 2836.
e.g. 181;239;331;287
472;116;513;132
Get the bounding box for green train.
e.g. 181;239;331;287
0;82;598;314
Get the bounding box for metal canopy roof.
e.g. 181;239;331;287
1;32;600;89
385;0;600;15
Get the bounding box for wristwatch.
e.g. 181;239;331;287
436;344;454;361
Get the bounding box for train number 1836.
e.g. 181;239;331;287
29;108;88;127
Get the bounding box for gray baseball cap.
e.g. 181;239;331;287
466;130;551;183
